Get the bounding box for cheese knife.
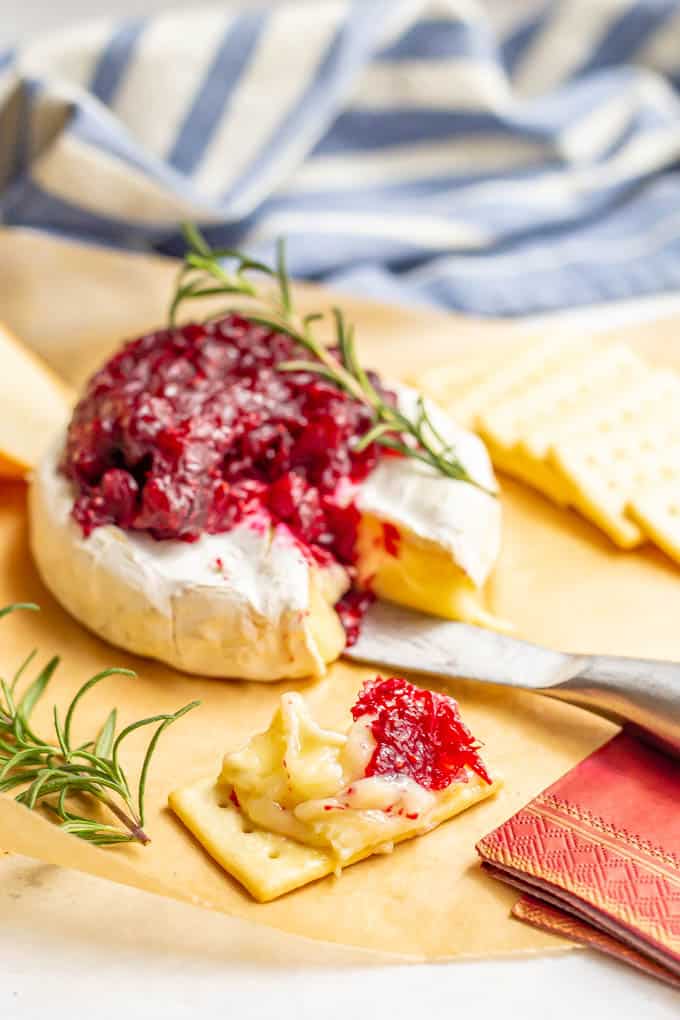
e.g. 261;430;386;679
343;601;680;758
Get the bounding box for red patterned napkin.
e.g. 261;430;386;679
476;732;680;986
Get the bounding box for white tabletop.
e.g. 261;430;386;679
2;845;678;1020
2;1;680;1013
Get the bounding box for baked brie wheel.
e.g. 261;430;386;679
29;272;501;681
30;442;348;680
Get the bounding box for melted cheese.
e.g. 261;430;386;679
219;691;491;863
356;513;504;629
356;384;504;628
359;384;500;588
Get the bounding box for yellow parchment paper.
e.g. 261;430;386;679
2;228;679;960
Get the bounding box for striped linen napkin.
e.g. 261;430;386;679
3;0;680;316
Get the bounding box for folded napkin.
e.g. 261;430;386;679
477;731;680;987
4;1;680;315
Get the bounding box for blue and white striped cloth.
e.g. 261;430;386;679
4;0;680;315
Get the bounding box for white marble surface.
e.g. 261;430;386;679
2;1;680;1015
3;851;679;1020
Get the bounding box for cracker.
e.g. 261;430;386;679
477;345;643;508
169;773;500;902
549;369;680;549
484;436;573;505
415;345;507;398
419;334;680;557
554;369;680;447
453;334;595;431
414;342;529;427
485;344;644;457
549;440;644;548
629;480;680;566
519;376;641;463
169;778;333;902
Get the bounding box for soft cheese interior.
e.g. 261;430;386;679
356;384;503;627
220;691;483;863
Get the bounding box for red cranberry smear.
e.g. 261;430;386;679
352;676;491;789
62;316;395;586
335;588;376;648
382;522;400;557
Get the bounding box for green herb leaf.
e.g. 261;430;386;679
136;701;200;827
11;648;38;694
95;708;117;759
169;223;495;495
0;605;200;846
0;603;39;621
19;655;59;722
63;667;136;750
353;421;396;453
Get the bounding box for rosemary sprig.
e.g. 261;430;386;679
169;224;494;494
0;603;199;846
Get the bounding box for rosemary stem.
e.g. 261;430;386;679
169;224;493;496
0;603;198;847
99;795;150;845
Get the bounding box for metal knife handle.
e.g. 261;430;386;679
543;655;680;757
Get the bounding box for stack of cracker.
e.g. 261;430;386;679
416;336;680;565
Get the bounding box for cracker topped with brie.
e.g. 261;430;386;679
169;676;501;901
29;234;502;681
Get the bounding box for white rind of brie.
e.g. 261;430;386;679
29;385;501;681
29;438;348;680
358;384;501;589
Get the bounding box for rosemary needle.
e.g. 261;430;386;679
0;603;199;846
169;224;494;496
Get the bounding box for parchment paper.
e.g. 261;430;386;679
3;228;677;960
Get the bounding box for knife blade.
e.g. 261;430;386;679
343;601;680;758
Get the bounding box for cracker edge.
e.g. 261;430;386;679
549;445;644;549
169;773;501;903
628;492;680;566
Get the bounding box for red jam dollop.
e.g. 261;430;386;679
61;315;397;644
352;676;491;789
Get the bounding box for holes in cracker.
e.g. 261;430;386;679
267;849;282;860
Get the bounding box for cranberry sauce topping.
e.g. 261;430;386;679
62;316;395;578
335;588;376;648
352;676;492;789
